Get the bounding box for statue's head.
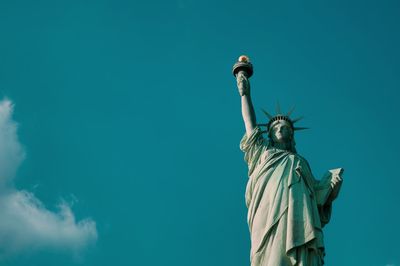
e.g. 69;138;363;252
269;120;294;144
260;106;308;152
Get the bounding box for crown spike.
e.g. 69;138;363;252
292;116;304;124
261;109;273;119
287;106;295;116
276;101;281;114
294;127;309;131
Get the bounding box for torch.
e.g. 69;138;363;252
233;55;253;96
232;55;253;78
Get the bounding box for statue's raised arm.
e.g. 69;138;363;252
233;56;257;137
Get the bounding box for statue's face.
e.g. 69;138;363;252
270;121;293;143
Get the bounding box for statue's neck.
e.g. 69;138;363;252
272;141;292;151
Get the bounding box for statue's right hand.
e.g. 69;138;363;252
236;71;250;96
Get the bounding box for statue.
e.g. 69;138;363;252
233;55;343;266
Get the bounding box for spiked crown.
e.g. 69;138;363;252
258;104;308;132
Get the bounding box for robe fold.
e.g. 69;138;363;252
240;127;331;266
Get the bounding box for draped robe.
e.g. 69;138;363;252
240;127;332;266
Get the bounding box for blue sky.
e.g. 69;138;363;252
0;0;399;265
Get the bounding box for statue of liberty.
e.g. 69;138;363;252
233;56;343;266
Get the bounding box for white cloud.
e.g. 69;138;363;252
0;99;25;187
0;99;97;256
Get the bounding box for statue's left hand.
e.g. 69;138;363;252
329;174;343;201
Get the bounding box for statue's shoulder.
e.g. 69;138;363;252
295;152;306;160
290;152;307;163
264;139;271;149
295;153;314;171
